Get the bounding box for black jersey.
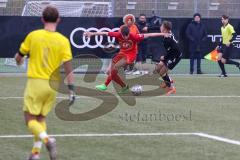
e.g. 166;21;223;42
163;34;181;60
162;33;182;70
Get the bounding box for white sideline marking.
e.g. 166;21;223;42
195;133;240;146
0;132;240;146
158;96;240;98
0;95;240;100
1;73;240;77
0;133;194;138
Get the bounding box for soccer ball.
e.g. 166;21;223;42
131;85;143;96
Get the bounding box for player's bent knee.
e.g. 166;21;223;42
159;70;167;77
37;115;46;122
159;61;165;67
110;68;117;75
155;63;164;72
221;58;226;64
159;66;167;77
111;65;118;72
218;53;223;60
24;112;37;125
161;72;167;77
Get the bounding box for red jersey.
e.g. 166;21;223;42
119;24;140;50
108;32;144;55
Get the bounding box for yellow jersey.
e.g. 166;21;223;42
19;29;72;80
221;23;235;45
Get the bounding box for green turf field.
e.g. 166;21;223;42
0;75;240;160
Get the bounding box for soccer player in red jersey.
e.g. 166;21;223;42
105;14;139;75
85;25;169;93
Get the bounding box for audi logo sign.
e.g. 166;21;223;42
70;28;240;50
70;27;120;49
208;35;240;49
1;16;240;58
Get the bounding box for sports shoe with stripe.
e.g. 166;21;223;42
160;79;174;89
96;84;107;91
218;74;228;77
46;138;57;160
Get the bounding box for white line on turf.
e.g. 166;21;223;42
194;133;240;146
1;73;240;77
0;133;195;138
0;96;240;99
0;132;240;146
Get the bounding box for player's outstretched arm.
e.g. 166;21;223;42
84;31;108;38
143;33;170;39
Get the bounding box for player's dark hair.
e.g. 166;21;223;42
162;21;172;31
42;6;59;23
193;13;201;18
139;14;146;17
222;15;229;20
121;26;130;37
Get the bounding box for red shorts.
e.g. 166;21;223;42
112;52;136;64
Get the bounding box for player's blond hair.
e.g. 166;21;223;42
123;14;136;24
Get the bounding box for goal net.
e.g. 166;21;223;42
22;0;113;17
4;0;113;73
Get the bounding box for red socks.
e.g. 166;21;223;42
104;69;126;87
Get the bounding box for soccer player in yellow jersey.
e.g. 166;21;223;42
216;15;240;77
14;6;75;160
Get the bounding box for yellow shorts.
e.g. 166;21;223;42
23;78;57;116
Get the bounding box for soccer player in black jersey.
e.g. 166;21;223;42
154;21;182;95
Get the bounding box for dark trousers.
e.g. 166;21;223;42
190;51;202;73
136;42;148;63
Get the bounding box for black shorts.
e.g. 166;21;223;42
162;54;182;70
219;44;233;59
